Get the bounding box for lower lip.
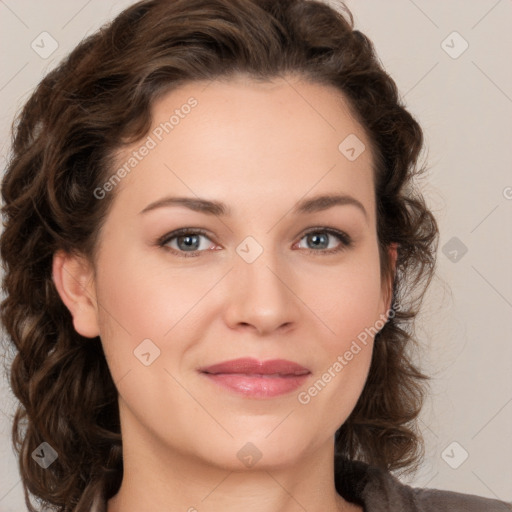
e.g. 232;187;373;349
202;373;310;398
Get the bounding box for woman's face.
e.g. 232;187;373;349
56;74;394;471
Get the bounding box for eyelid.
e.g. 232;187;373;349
157;227;212;243
156;227;215;257
300;227;352;247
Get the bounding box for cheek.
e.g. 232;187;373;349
299;274;380;431
93;248;219;372
296;254;382;414
95;249;193;335
306;251;384;349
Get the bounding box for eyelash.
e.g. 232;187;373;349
156;227;353;258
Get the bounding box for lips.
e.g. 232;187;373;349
199;357;310;376
199;358;311;398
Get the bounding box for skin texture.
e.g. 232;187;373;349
52;74;396;512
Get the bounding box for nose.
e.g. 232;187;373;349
222;249;301;336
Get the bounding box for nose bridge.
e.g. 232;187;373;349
224;234;299;334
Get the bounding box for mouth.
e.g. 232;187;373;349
198;358;311;398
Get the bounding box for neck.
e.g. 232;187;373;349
107;427;359;512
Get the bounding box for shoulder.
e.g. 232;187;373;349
364;464;512;512
409;486;512;512
334;455;512;512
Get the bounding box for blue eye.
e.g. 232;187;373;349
297;228;352;254
158;228;215;257
157;227;352;258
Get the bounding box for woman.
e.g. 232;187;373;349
1;0;510;511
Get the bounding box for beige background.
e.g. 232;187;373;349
1;0;511;510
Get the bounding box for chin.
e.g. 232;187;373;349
189;430;318;472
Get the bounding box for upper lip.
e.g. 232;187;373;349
199;357;310;376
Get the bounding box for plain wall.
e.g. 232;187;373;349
1;0;511;510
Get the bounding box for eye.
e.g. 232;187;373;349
295;228;352;255
157;228;217;258
157;227;352;258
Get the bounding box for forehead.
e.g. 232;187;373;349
107;75;375;220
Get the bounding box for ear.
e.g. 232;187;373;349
52;249;100;338
381;242;398;319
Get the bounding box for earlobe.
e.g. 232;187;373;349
381;242;399;320
52;250;100;338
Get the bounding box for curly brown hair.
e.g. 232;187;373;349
0;0;439;510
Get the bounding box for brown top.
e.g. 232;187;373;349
89;455;512;512
333;455;512;511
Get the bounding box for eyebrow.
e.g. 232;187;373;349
139;193;368;219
